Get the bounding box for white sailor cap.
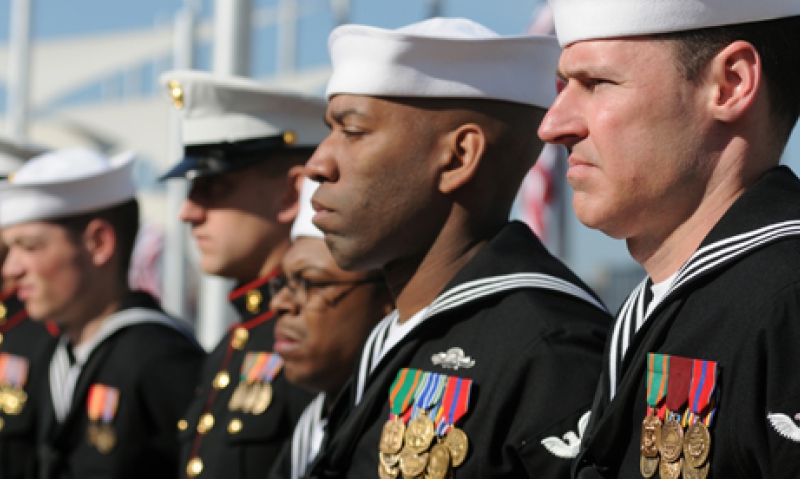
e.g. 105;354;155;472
159;70;328;180
548;0;800;46
0;135;48;178
290;177;324;242
326;17;562;109
0;149;137;227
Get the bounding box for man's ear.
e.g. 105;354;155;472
706;40;762;123
83;219;116;267
276;165;305;224
438;124;487;194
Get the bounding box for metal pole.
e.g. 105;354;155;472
330;0;350;26
277;0;298;76
213;0;252;76
6;0;33;141
194;0;253;350
426;0;442;18
162;4;197;321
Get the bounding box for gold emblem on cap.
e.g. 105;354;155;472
168;80;184;109
246;290;262;314
228;419;243;434
186;457;203;477
177;419;188;431
283;130;297;145
197;413;215;434
231;328;249;350
213;371;230;389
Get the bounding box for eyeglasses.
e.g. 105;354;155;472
268;274;383;308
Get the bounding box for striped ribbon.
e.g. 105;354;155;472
87;384;120;424
682;359;718;427
435;376;473;436
388;369;423;419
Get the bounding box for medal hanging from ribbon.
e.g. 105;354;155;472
681;359;718;476
658;356;691;479
86;384;119;454
379;369;473;479
229;352;283;415
640;354;668;478
0;353;29;415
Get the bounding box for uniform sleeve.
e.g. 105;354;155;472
137;338;206;473
508;325;606;479
754;283;800;478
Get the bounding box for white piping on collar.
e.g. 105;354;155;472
354;272;608;405
290;393;326;479
608;220;800;398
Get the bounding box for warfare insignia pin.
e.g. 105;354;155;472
431;347;475;370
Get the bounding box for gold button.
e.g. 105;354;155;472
228;419;243;434
168;80;184;109
177;419;188;431
0;417;5;430
231;328;249;350
186;457;203;477
283;130;297;145
197;413;214;434
0;333;4;346
213;371;230;390
246;290;262;314
0;302;6;321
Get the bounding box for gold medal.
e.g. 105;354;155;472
228;381;248;411
442;427;468;468
640;454;659;478
380;418;406;454
426;444;451;479
641;415;661;458
405;416;435;454
659;457;682;479
683;460;709;479
251;382;273;415
683;422;710;468
94;423;116;453
242;381;262;414
659;419;683;463
87;422;99;445
380;452;401;468
399;449;429;478
378;462;400;479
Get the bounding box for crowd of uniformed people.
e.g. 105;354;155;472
0;0;799;478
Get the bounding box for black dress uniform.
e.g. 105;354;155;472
308;222;611;478
179;272;314;479
574;166;800;479
0;291;58;479
37;291;205;479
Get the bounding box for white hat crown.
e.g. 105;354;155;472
326;17;562;109
0;149;137;227
548;0;800;46
160;70;328;147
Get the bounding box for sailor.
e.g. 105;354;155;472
268;178;393;479
304;18;611;478
0;148;205;479
0;137;59;479
160;70;324;478
539;1;800;478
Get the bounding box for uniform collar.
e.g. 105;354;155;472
229;269;281;323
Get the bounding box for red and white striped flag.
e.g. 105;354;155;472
516;3;563;249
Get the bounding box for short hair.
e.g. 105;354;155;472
53;199;140;283
657;15;800;144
